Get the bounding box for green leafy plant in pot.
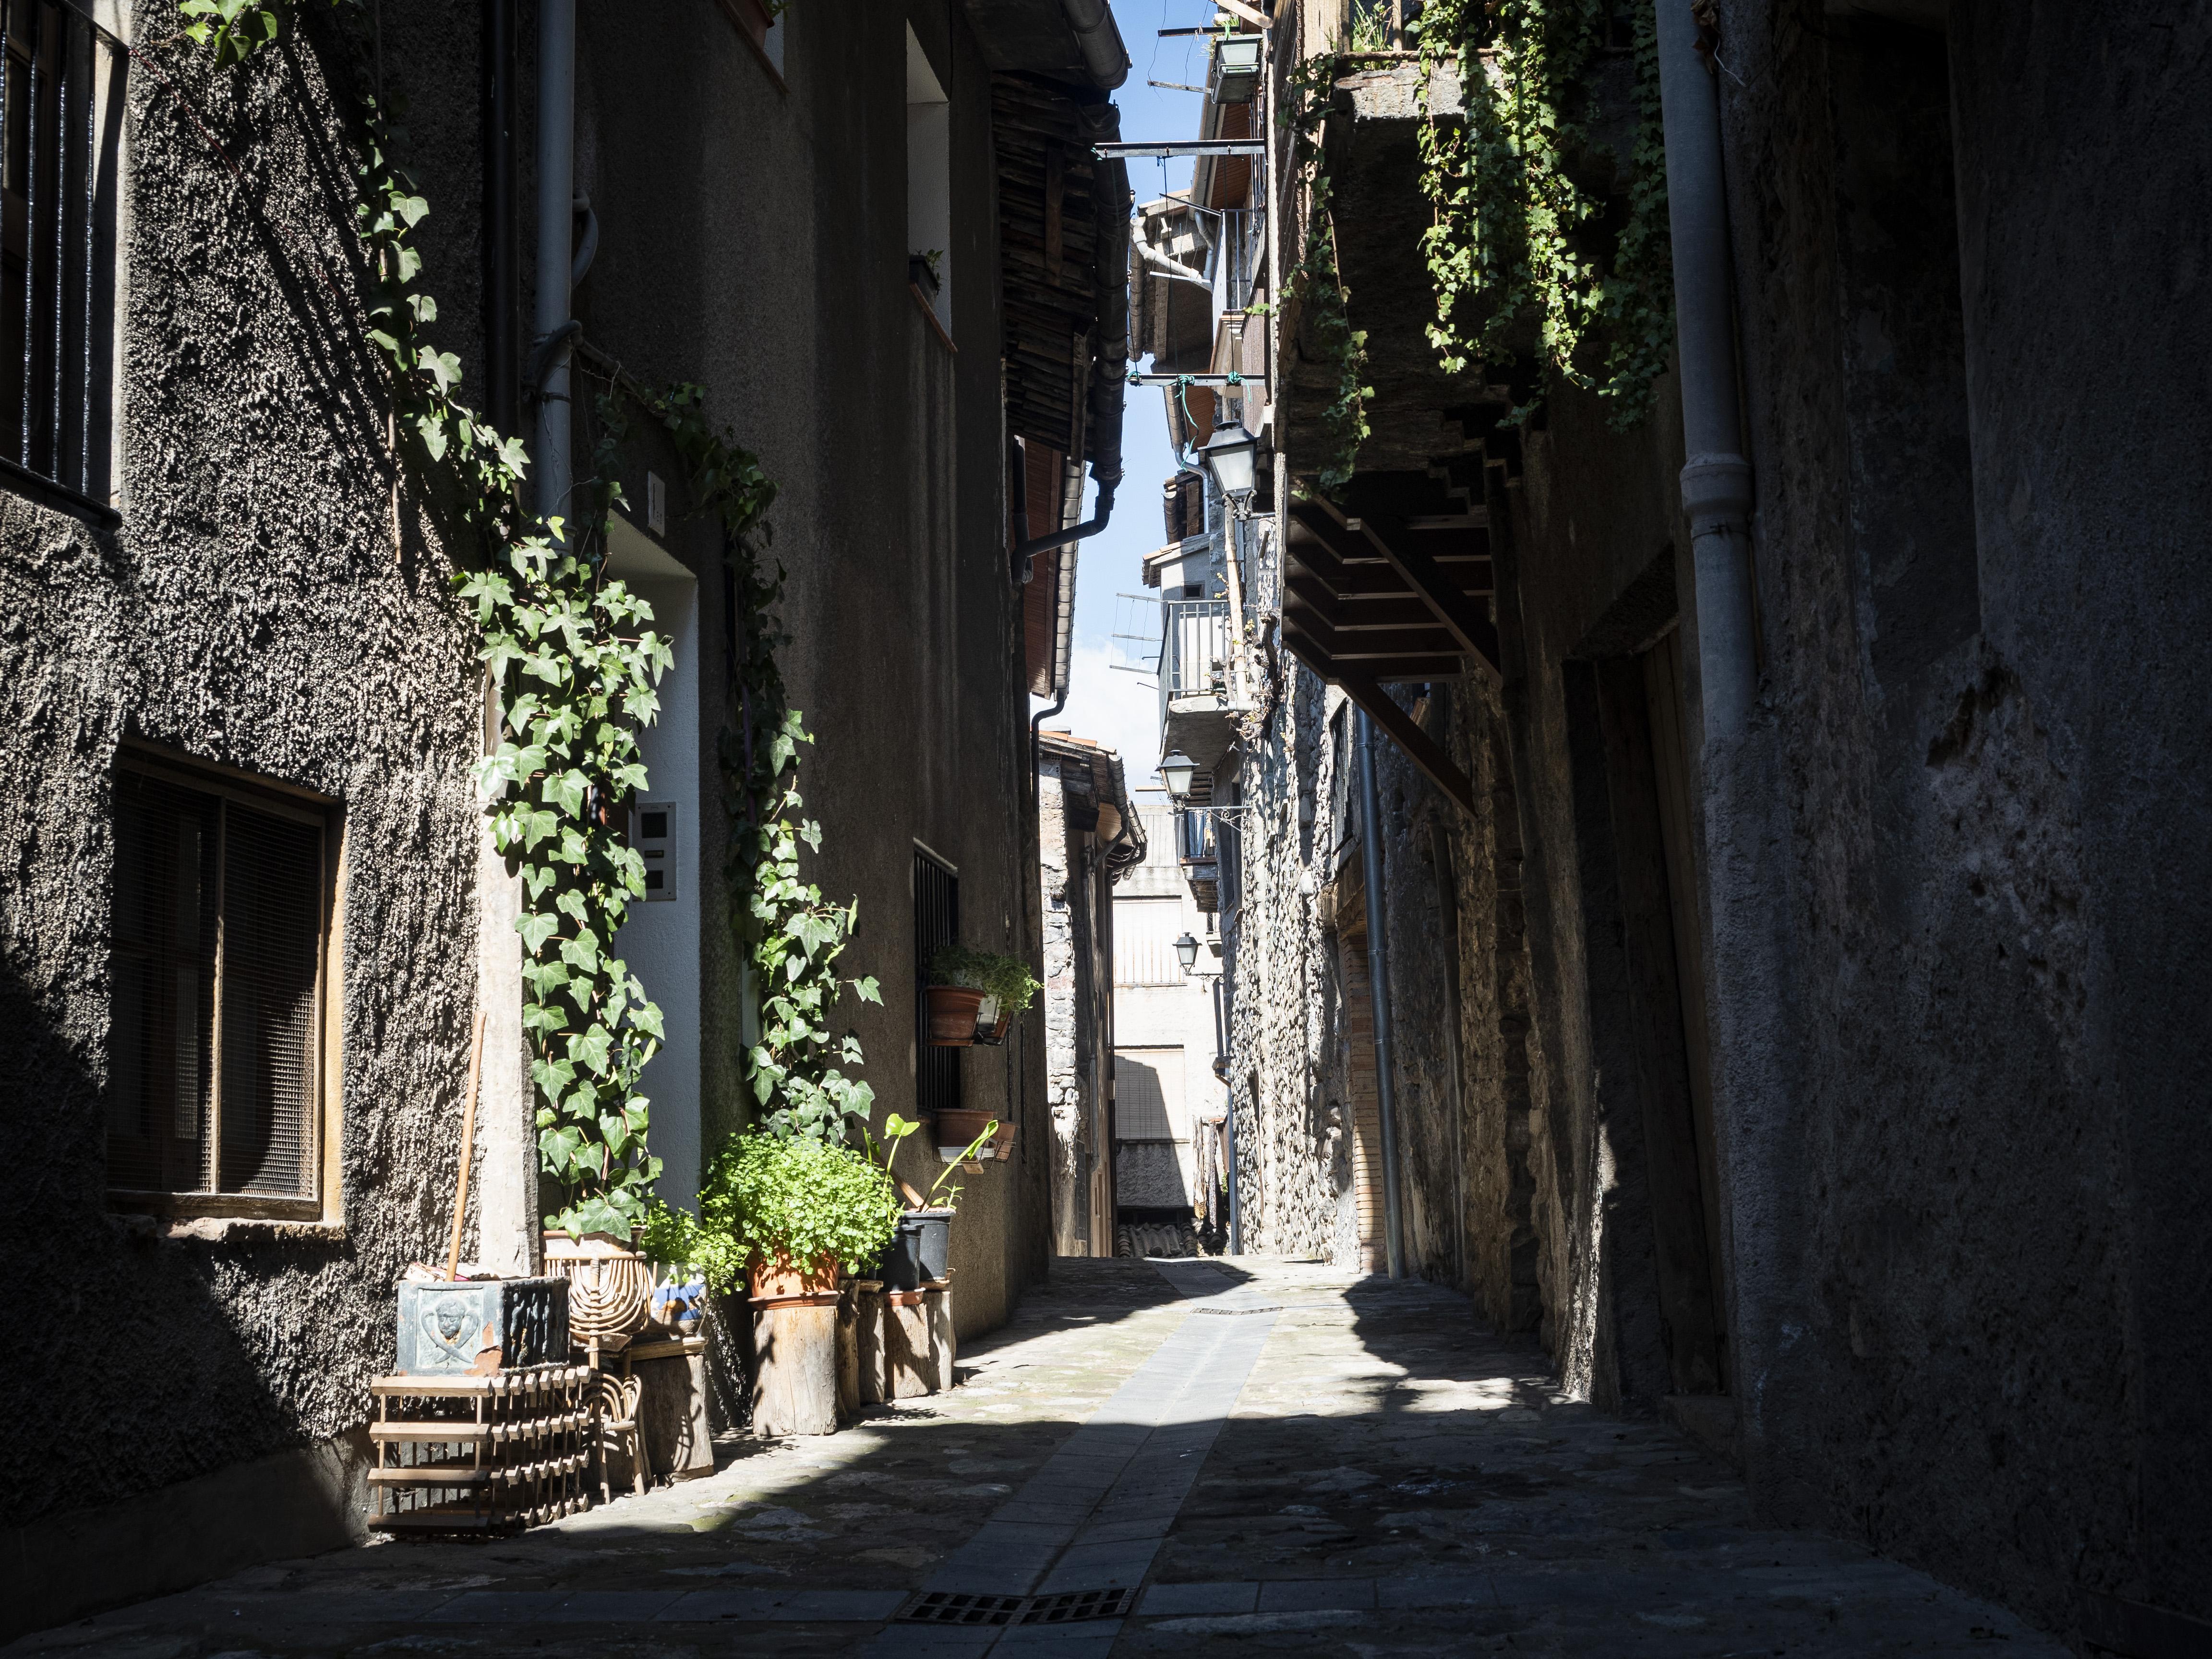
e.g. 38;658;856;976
858;1111;995;1289
927;944;1041;1046
645;1131;902;1300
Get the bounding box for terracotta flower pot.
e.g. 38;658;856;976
926;985;986;1045
747;1251;841;1301
971;997;1013;1046
988;1120;1018;1159
933;1107;997;1162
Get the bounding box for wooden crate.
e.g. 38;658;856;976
366;1364;589;1533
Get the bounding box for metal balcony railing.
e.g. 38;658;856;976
1161;598;1231;707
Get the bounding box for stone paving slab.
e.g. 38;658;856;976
6;1258;2069;1659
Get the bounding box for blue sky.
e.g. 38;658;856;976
1038;0;1225;785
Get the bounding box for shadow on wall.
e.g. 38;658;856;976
0;960;368;1641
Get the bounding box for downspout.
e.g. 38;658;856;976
1656;0;1755;735
481;0;518;441
1656;0;1804;1432
531;0;576;532
1356;710;1407;1279
1213;973;1241;1255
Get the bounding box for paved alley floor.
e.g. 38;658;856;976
12;1258;2062;1657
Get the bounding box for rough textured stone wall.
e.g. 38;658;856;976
0;17;483;1537
1701;0;2212;1631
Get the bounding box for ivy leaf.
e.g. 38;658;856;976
517;911;561;954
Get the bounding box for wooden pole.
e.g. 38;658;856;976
447;1009;489;1281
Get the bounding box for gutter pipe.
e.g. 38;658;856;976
531;0;576;534
1356;710;1407;1279
1656;0;1756;737
481;0;518;441
1059;0;1130;90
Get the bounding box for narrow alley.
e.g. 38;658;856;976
13;1259;2056;1659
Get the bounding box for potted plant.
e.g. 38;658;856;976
646;1132;903;1436
925;943;989;1045
971;951;1042;1046
860;1112;994;1289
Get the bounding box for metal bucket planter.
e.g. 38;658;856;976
872;1208;953;1290
970;995;1012;1046
926;985;986;1045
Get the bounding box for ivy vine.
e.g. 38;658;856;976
181;0;896;1244
179;0;669;1239
1412;0;1671;427
1275;50;1373;493
644;390;883;1147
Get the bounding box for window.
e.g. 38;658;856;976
913;845;959;1118
1113;1049;1183;1142
1112;896;1185;987
2;0;120;513
108;754;336;1217
905;24;950;333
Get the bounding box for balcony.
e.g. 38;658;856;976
1160;596;1242;790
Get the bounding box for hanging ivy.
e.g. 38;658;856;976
180;0;894;1234
1275;50;1373;492
1411;0;1671;427
644;390;882;1146
180;0;665;1238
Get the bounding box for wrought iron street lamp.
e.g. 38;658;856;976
1159;750;1198;799
1174;932;1202;975
1198;415;1258;511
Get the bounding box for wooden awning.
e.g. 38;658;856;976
1278;494;1497;818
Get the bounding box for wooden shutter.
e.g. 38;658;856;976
108;759;327;1208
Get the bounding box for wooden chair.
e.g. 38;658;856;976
587;1371;649;1503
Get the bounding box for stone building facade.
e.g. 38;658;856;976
0;0;1129;1633
1036;732;1142;1256
1145;1;2212;1648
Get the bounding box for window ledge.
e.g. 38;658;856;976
0;455;119;527
109;1209;344;1244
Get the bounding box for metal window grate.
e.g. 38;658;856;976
108;760;328;1205
1;0;119;511
914;847;960;1118
892;1587;1140;1626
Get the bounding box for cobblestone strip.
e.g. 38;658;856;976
861;1263;1279;1657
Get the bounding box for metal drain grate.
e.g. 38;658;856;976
1192;1304;1283;1316
1021;1587;1140;1623
894;1587;1140;1626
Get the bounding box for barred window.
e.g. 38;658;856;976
108;756;334;1216
1;0;120;515
914;845;959;1118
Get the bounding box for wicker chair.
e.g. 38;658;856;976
586;1371;649;1503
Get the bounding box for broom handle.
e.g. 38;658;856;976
446;1009;489;1281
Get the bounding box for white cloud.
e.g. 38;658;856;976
1041;640;1163;788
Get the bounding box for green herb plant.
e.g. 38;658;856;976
644;1132;904;1293
926;944;1041;1017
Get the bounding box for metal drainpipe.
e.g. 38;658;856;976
1356;710;1407;1279
481;0;518;441
1214;973;1242;1255
532;0;576;533
1656;0;1756;737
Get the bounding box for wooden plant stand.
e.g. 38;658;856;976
366;1364;590;1534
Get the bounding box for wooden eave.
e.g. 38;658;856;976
1282;497;1503;687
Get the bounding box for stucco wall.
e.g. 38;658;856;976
0;1;1054;1618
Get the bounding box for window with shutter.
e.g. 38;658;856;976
1;0;121;517
108;756;336;1218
